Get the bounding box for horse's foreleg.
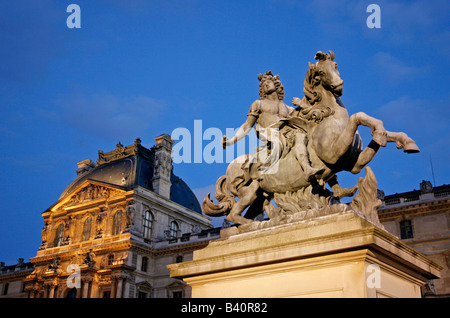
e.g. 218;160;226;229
351;140;380;174
352;112;387;146
350;113;419;153
351;132;419;173
227;180;260;225
320;112;381;164
386;131;420;153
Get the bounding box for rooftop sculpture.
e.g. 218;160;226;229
203;51;419;230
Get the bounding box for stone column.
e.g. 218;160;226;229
81;274;93;298
24;284;36;298
45;278;58;298
48;285;54;298
116;278;123;298
111;272;125;298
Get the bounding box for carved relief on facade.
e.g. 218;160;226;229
62;184;122;208
97;139;145;165
83;249;96;267
47;255;62;273
69;253;84;265
64;216;74;244
97;276;112;286
154;151;172;179
40;222;49;249
124;200;136;232
95;208;106;239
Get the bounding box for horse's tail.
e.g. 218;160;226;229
202;175;236;216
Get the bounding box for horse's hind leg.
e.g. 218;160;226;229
244;188;266;220
387;131;420;153
227;180;260;225
328;174;358;198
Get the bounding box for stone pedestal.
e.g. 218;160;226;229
168;211;441;298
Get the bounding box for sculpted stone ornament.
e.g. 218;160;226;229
83;249;96;267
203;50;419;229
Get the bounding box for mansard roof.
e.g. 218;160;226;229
55;138;202;214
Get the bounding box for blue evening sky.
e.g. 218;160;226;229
0;0;449;264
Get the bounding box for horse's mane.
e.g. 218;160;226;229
299;57;335;123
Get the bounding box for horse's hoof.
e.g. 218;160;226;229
403;142;420;153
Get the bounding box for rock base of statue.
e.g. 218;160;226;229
168;210;441;298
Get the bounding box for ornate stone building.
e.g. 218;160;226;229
21;135;218;298
378;181;450;297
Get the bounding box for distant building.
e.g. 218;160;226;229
378;180;450;297
0;259;34;298
14;135;219;298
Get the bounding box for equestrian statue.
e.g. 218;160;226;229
203;51;419;226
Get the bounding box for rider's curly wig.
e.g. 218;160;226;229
258;71;285;101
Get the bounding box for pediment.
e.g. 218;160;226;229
52;180;127;211
135;281;153;291
167;280;187;289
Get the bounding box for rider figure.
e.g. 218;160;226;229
222;71;320;180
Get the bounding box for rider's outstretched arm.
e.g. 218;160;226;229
222;101;258;149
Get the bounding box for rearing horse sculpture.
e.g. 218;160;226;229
203;51;419;225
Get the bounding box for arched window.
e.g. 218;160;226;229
141;256;148;272
54;224;64;247
143;211;153;241
82;217;92;241
112;211;123;235
170;221;179;238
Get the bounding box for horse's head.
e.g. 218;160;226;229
306;50;343;97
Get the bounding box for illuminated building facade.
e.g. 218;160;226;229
19;135;216;298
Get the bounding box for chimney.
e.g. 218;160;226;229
152;134;174;199
76;159;95;176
